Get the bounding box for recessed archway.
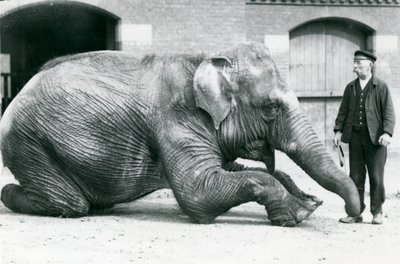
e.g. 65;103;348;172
0;2;120;113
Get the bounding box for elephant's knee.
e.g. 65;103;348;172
178;194;219;224
188;211;217;224
188;209;217;224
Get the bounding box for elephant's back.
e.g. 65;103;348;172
41;50;141;72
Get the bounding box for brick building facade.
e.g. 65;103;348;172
0;0;399;153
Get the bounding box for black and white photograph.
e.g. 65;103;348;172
0;0;399;263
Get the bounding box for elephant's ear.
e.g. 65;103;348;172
193;57;236;130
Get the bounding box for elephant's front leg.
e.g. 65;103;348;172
174;164;319;226
224;162;323;206
159;133;320;227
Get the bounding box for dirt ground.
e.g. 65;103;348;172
1;152;400;264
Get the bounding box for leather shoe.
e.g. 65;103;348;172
372;213;383;225
339;215;363;223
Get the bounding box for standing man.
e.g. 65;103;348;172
333;50;395;225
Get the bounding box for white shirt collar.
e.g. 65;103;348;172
359;75;372;90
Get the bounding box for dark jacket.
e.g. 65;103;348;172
334;76;396;145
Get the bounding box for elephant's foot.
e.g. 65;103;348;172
1;183;89;217
298;192;323;206
265;194;321;227
1;184;42;215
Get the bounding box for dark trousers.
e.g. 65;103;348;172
349;128;386;215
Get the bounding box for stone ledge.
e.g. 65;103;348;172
246;0;400;6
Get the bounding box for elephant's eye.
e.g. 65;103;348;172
255;53;267;64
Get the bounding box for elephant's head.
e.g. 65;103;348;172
193;42;360;216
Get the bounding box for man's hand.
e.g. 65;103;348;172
378;133;392;147
334;131;342;147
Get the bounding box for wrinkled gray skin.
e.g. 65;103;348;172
0;42;360;226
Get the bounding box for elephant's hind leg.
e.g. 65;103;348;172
1;142;90;217
1;181;89;217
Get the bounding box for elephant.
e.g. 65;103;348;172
0;42;360;226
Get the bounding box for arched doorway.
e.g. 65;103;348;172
0;2;120;113
289;18;374;147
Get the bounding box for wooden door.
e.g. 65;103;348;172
289;20;371;148
290;20;369;95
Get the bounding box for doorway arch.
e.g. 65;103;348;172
289;18;374;147
0;2;120;112
289;18;374;95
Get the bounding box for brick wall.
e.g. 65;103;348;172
96;0;246;56
0;0;246;56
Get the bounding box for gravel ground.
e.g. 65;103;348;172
1;151;400;264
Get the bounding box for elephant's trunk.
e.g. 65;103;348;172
273;108;360;216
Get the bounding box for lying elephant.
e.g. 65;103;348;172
0;42;360;226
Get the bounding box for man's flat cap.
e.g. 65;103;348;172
354;50;377;62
